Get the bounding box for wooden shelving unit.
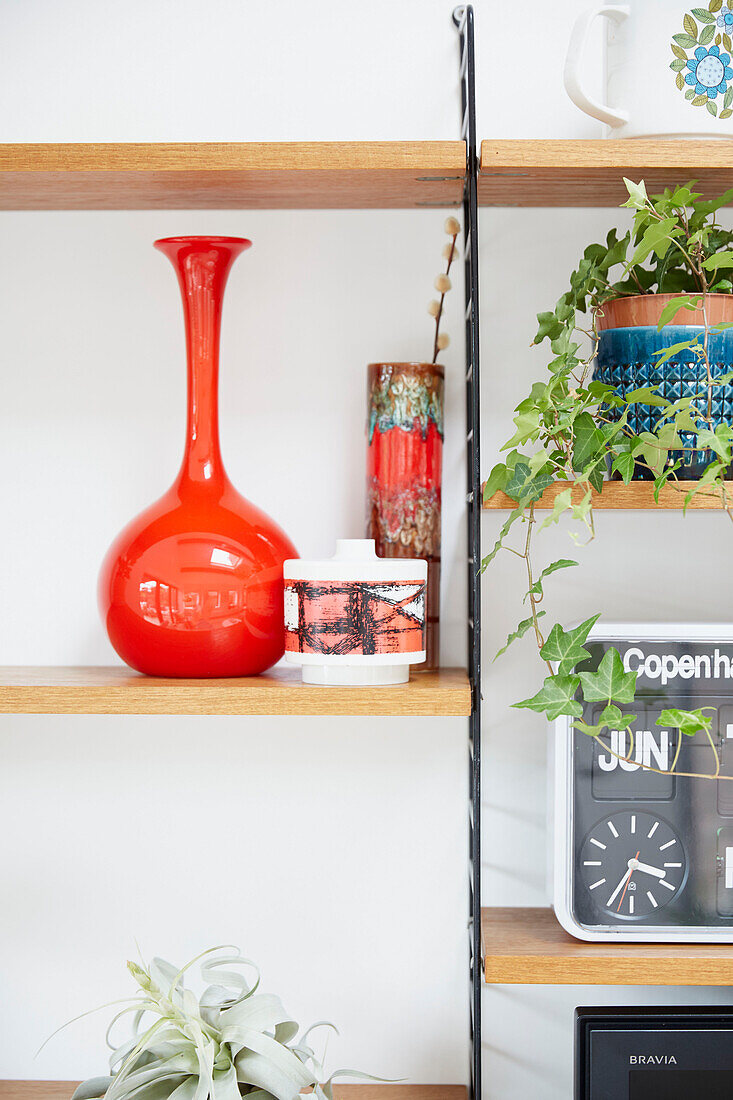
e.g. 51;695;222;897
479;140;733;207
0;142;465;210
0;665;470;717
482;907;733;986
0;1086;467;1100
483;479;733;511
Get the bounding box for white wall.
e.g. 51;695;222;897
0;206;469;1084
2;1;732;1097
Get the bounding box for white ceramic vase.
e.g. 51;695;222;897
283;539;427;686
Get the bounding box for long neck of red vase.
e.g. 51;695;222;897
155;236;250;489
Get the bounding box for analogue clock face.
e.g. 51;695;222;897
579;811;687;920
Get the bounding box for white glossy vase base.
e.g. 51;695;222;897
302;664;410;686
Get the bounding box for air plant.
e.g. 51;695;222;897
48;946;383;1100
427;217;460;363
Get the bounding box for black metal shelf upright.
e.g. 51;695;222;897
453;8;481;1100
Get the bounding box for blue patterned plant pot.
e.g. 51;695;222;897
594;324;733;480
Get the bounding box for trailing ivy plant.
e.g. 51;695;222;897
484;178;733;780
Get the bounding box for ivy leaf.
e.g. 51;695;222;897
527;558;579;601
503;461;554;504
686;87;697;99
579;647;637;704
634;430;669;477
670;58;687;71
656;707;713;737
656;294;701;329
495;612;546;660
700;22;716;43
707;99;718;116
599;703;637;729
682;462;724;511
726;31;733;51
624;384;670;406
698;425;733;461
685;11;699;33
586;456;606;494
622;178;649;209
612;451;635;484
514;673;583;722
652;339;701;365
534;310;562;343
572;411;605;473
483;462;507;502
673;33;699;48
692;6;716;20
481;507;521;569
721;108;733;118
671;42;689;59
711;0;724;12
533;486;569;531
540;614;600;675
703;250;733;269
501;408;541;451
629;218;680;265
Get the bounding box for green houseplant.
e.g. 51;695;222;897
484;178;733;780
48;947;381;1100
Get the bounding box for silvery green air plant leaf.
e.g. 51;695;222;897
68;947;386;1100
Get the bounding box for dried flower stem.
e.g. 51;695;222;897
432;231;459;364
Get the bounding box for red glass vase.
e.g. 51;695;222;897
99;236;297;678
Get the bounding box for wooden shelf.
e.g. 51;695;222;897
483;479;733;510
0;665;470;717
482;907;733;985
0;1086;467;1100
479;140;733;207
0;142;465;210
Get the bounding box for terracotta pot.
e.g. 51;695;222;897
597;293;733;330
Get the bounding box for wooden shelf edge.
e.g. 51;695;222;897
482;480;733;511
0;141;466;171
0;142;466;211
0;1085;467;1100
482;907;733;986
0;665;471;717
479;139;733;207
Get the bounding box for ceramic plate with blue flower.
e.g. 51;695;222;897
671;2;733;117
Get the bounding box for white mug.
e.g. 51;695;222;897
565;0;733;137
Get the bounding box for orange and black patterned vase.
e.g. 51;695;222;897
366;362;443;669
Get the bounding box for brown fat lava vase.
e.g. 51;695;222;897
366;362;443;669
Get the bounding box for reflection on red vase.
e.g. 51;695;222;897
99;236;298;678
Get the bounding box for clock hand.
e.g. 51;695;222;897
606;867;634;907
630;859;667;880
617;850;640;912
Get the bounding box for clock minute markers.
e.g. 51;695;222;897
579;812;685;921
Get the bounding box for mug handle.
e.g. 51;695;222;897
564;3;631;127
